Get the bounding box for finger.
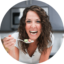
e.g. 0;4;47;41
8;35;12;37
6;38;15;44
4;41;16;48
8;45;15;50
28;39;31;42
4;39;16;45
6;36;14;41
3;38;13;45
3;36;14;42
5;44;16;50
3;38;16;48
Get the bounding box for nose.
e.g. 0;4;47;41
31;21;36;28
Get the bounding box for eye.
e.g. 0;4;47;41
36;21;41;23
26;21;31;23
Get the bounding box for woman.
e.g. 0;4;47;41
3;5;54;63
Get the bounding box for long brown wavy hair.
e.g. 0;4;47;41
18;5;52;54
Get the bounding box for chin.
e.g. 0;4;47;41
29;37;38;41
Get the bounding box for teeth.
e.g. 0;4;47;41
30;31;37;32
30;31;37;35
31;31;37;32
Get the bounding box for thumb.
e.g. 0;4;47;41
8;35;12;37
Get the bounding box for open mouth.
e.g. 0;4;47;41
29;31;38;35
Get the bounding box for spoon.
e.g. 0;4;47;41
17;39;34;44
3;36;34;44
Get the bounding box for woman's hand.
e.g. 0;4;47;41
3;35;16;50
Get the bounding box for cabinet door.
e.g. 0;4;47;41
0;7;11;32
49;6;64;31
13;0;29;7
30;0;48;6
13;0;48;7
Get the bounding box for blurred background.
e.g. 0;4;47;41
0;0;64;58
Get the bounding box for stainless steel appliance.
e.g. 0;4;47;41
11;8;25;30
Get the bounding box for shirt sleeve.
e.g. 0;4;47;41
47;33;54;48
11;32;19;49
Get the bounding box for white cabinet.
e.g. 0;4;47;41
63;43;64;62
60;34;64;62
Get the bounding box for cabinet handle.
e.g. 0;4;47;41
26;0;29;5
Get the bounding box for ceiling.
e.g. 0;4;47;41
0;0;64;6
0;0;21;6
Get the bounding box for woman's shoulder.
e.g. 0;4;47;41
50;32;54;41
47;32;54;48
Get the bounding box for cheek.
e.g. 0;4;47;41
25;24;30;31
37;24;42;31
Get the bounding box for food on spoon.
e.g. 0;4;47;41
24;39;28;42
24;39;34;43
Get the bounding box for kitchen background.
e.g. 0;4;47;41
0;0;64;58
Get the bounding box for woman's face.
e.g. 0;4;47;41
25;11;42;41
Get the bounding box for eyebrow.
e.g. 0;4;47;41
26;19;31;21
36;19;41;21
26;19;40;21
